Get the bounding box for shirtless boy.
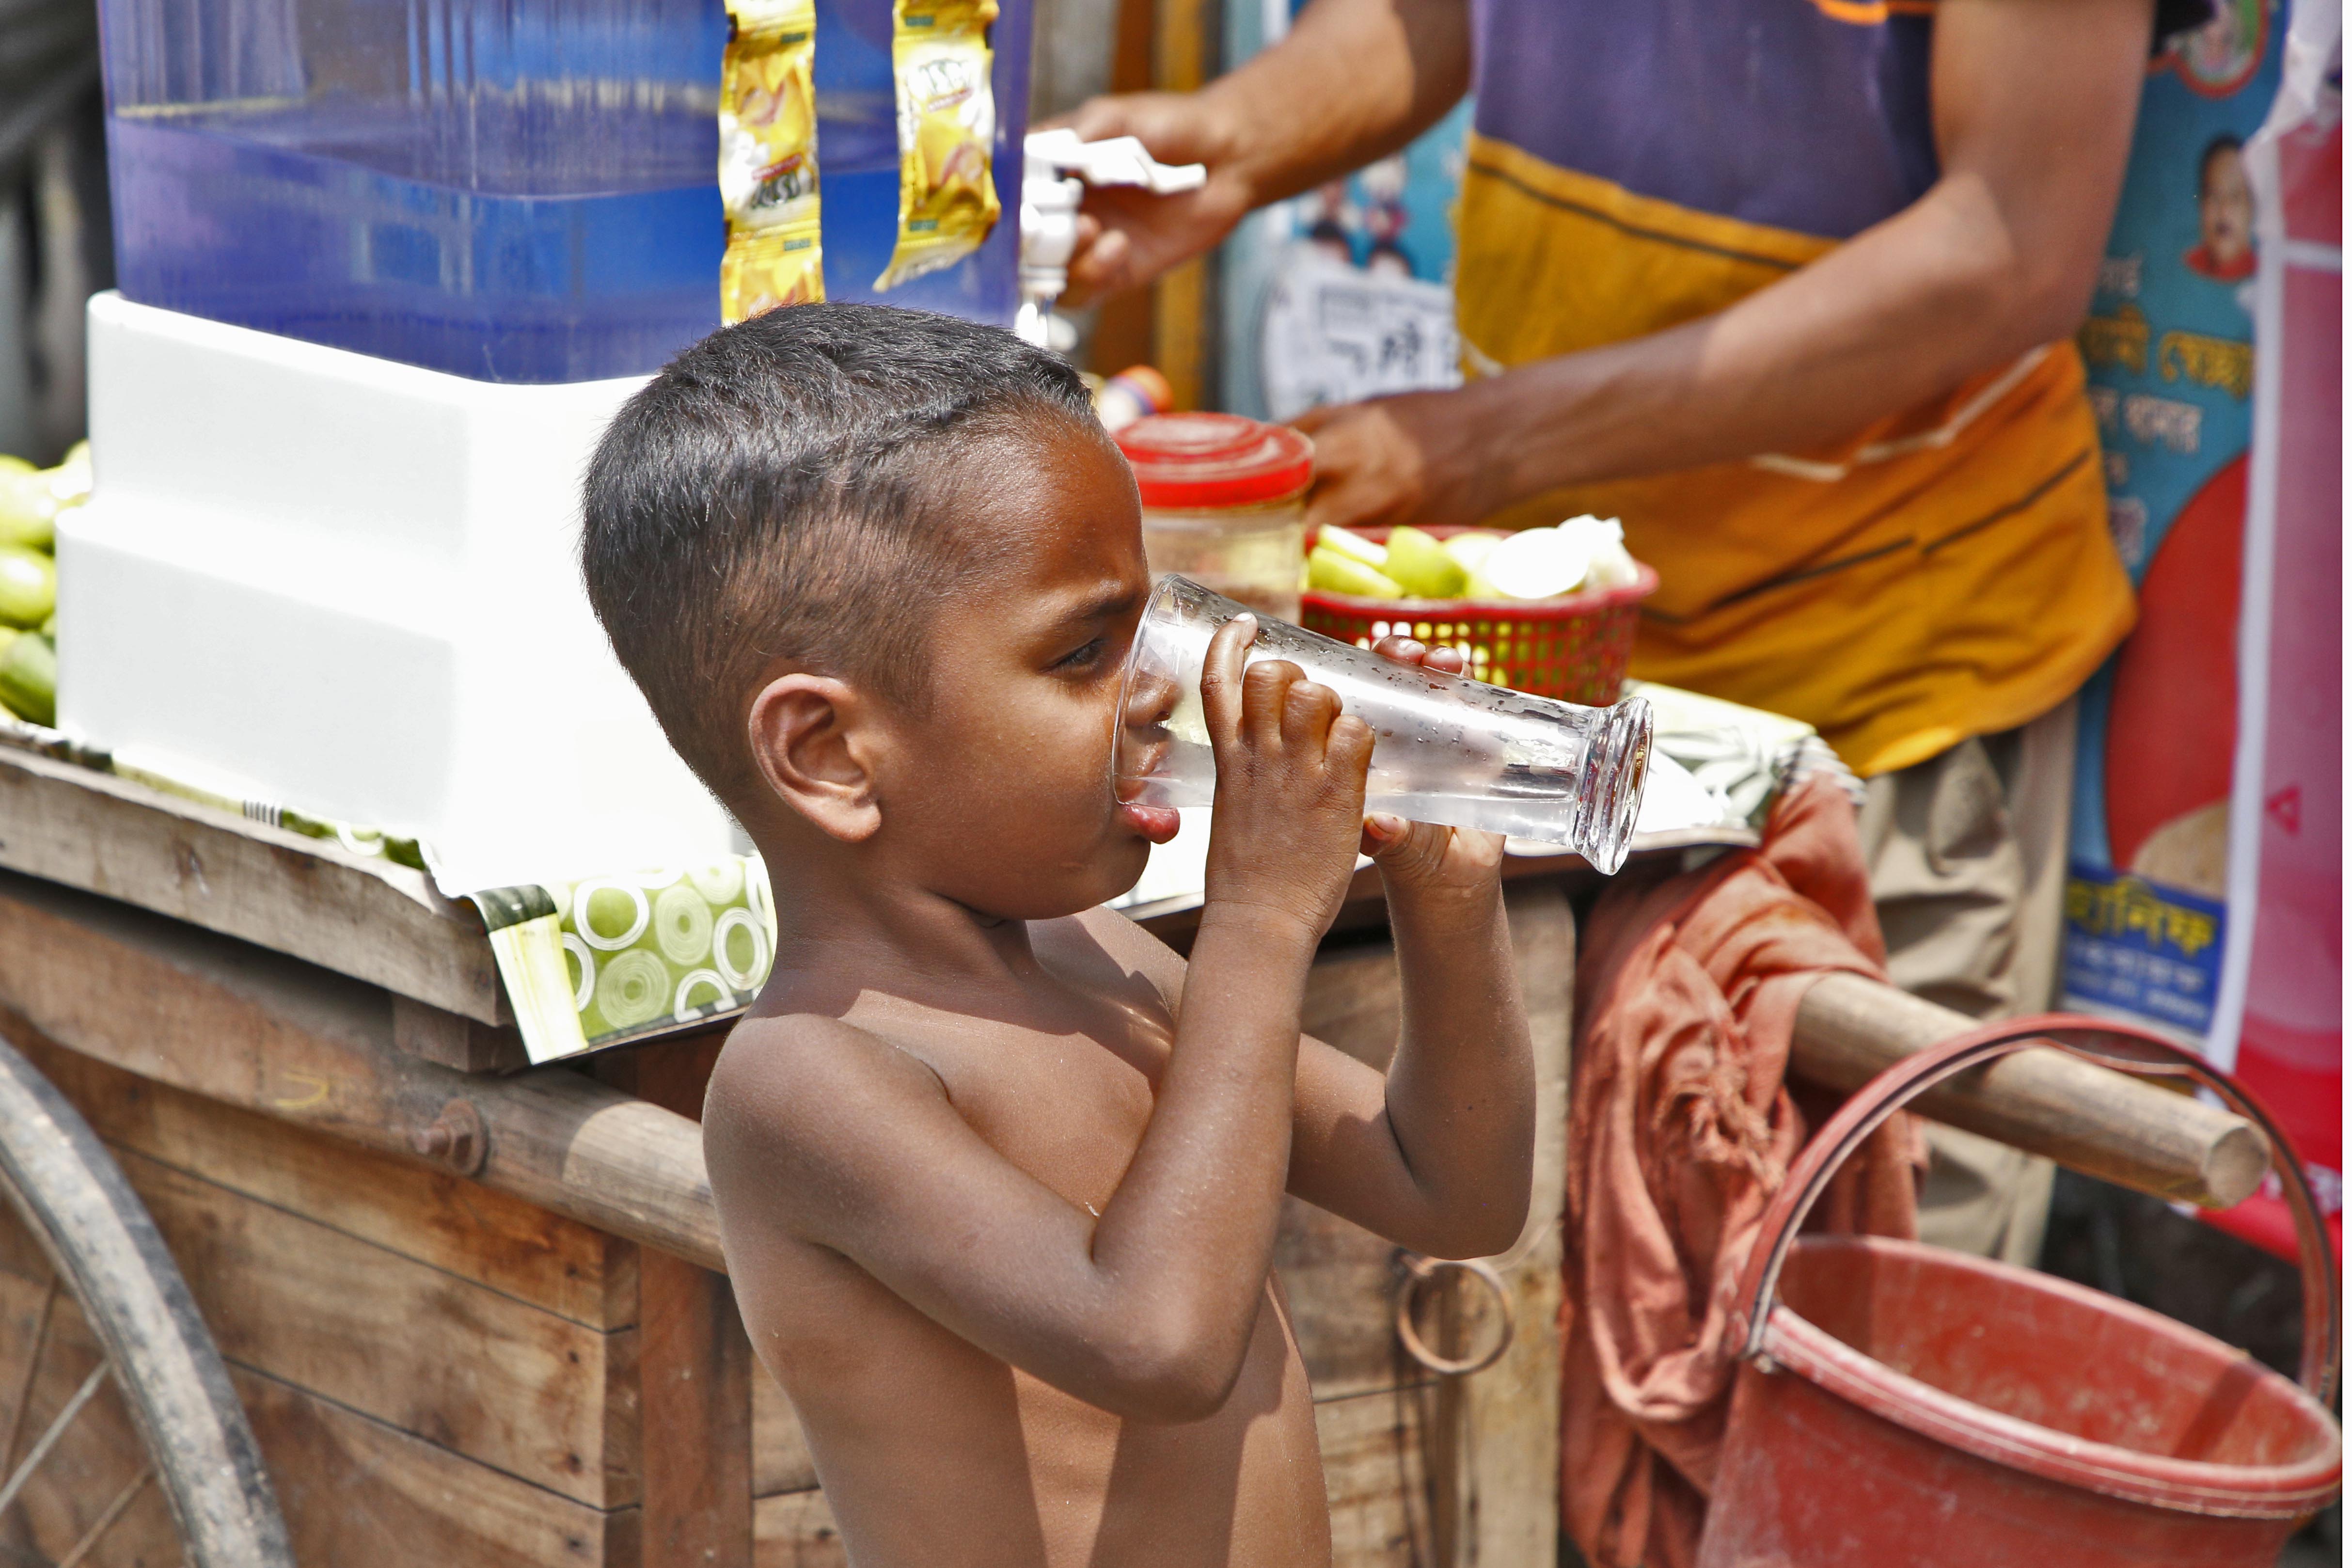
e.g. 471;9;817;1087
581;303;1535;1566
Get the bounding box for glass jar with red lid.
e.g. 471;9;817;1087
1113;413;1312;621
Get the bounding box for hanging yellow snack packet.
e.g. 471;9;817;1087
720;0;823;321
873;0;1000;291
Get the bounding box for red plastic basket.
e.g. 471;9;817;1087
1300;525;1657;706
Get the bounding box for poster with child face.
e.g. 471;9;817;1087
2060;0;2280;1043
1216;0;1473;419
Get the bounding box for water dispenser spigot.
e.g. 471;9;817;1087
1016;154;1084;352
1016;130;1208;353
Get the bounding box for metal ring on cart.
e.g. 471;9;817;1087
1392;1253;1516;1377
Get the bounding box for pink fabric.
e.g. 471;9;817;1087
1561;776;1921;1568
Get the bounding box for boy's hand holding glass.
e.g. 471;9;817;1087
1196;613;1377;943
1354;636;1509;907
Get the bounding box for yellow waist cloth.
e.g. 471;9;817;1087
1454;133;2136;776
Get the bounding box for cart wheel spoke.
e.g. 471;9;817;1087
0;1275;58;1476
0;1033;289;1566
54;1463;154;1568
0;1363;109;1523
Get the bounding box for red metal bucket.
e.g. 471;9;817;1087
1698;1015;2342;1568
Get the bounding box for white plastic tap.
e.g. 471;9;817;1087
1023;127;1208;195
1016;151;1085;350
1015;130;1209;350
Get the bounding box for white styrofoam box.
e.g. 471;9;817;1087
58;293;735;893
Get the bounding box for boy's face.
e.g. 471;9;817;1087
867;424;1164;920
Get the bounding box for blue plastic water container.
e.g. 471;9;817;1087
96;0;1029;383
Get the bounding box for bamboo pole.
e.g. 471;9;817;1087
1791;972;2269;1210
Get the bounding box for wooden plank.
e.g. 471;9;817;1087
1792;971;2269;1208
1278;1195;1409;1400
1460;1239;1563;1568
1316;1386;1430;1568
0;1248;632;1566
752;1362;820;1497
1467;883;1570;1568
1301;939;1405;1069
235;1367;633;1568
17;1034;637;1330
0;869;727;1271
1286;882;1573;1566
394;995;532;1074
0;744;504;1023
626;1041;754;1568
637;1261;752;1568
1286;932;1427;1398
753;1489;848;1568
117;1148;638;1508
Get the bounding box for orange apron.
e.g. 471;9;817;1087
1453;16;2134;776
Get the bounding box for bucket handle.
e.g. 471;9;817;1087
1730;1011;2341;1405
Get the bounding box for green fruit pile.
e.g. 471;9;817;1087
1307;524;1495;600
1304;516;1641;603
0;441;85;728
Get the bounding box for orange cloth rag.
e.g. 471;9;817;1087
1561;775;1921;1568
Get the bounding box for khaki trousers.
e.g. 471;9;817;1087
1857;697;2078;1267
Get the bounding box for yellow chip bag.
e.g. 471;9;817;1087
720;0;823;320
873;0;1001;291
722;225;826;319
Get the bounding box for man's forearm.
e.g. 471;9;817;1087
1453;171;2099;509
1200;0;1470;209
1379;885;1534;1256
1428;0;2147;512
1299;0;2148;534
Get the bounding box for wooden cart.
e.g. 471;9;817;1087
0;744;2264;1567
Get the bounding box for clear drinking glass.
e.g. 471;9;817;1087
1115;576;1654;873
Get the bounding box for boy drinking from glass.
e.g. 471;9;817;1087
581;303;1535;1566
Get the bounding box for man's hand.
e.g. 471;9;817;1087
1039;0;1473;304
1291;391;1503;536
1048;94;1260;304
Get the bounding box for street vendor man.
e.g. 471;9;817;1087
1059;0;2155;1262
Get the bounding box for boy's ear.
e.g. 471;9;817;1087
746;672;884;843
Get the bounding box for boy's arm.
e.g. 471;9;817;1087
1291;818;1533;1260
708;619;1373;1423
1095;641;1536;1263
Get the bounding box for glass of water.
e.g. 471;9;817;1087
1114;575;1654;873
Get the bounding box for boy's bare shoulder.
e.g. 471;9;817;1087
704;1012;953;1187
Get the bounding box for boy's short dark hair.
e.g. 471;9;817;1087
582;302;1104;806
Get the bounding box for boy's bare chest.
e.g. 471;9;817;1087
915;1004;1171;1215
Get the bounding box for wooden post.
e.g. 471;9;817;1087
1149;0;1215;408
1425;1274;1468;1567
604;1040;753;1568
1084;0;1161;380
1463;880;1573;1568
